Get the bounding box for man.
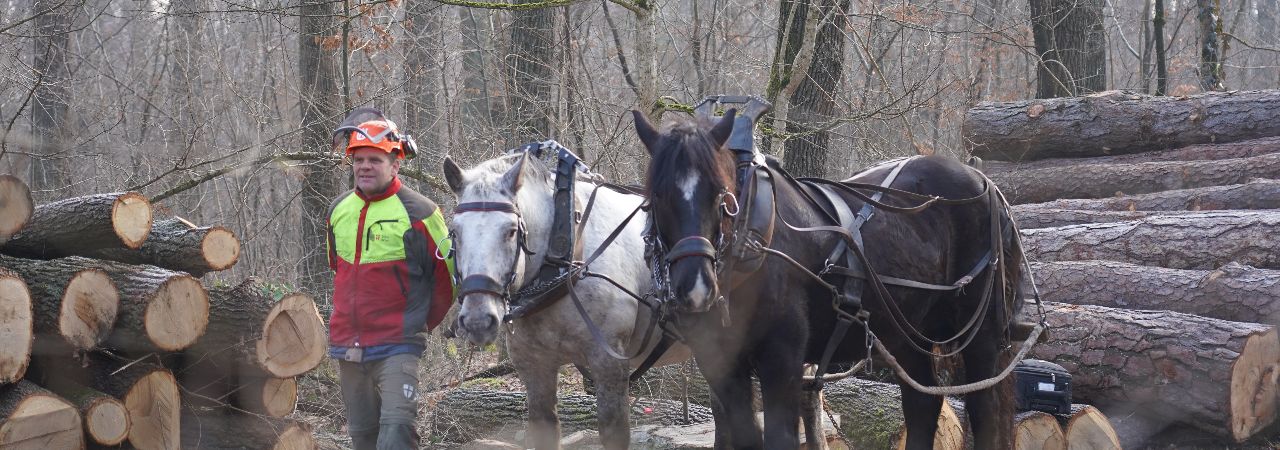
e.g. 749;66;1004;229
327;108;454;450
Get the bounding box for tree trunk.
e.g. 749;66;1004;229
2;192;152;258
964;90;1280;161
0;175;33;244
1029;0;1106;98
186;279;326;378
39;377;129;446
1020;211;1280;270
80;356;179;450
432;389;713;444
180;413;315;450
1055;404;1120;450
506;1;557;144
1031;302;1280;442
1028;260;1280;325
298;0;342;296
0;255;117;353
1153;0;1168;95
403;0;444;191
0;380;82;450
778;0;850;178
30;0;72;199
822;377;966;450
84;217;240;277
1013;208;1203;228
1014;410;1066;450
982;135;1280;174
0;269;32;384
1011;178;1280;212
459;7;496;157
1197;0;1224;91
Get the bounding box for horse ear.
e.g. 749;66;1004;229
501;152;528;194
633;109;660;155
709;108;736;149
443;156;465;194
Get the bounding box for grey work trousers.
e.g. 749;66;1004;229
339;353;421;450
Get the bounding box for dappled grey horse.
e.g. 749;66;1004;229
444;152;690;449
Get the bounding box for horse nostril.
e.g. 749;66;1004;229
484;314;498;331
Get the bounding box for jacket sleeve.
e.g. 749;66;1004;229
417;209;455;332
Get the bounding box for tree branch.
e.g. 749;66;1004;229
600;0;641;99
432;0;589;10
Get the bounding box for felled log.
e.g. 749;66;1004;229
1013;178;1280;212
1013;208;1202;228
0;268;32;383
81;355;179;450
822;377;966;450
1031;302;1280;442
1029;260;1280;324
186;279;325;378
982;135;1280;174
964;89;1280;161
988;151;1280;204
234;376;298;417
1020;211;1280;270
85;217;240;277
1055;404;1120;450
0;255;118;353
1014;410;1066;450
0;175;33;244
1105;409;1168;450
2;192;152;258
40;378;130;446
0;380;82;450
432;389;712;443
181;413;314;450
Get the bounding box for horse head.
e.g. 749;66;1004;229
634;109;738;313
442;152;553;345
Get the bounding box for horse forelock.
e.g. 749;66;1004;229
645;119;733;202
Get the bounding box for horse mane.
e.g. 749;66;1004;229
645;118;734;199
459;152;552;198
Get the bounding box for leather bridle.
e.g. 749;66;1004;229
451;201;535;307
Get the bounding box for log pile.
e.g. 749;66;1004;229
0;180;322;449
967;89;1280;447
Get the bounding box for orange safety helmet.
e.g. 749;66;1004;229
331;108;418;159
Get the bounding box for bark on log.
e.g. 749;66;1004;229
0;268;32;384
80;355;179;450
186;279;326;378
0;175;33;245
431;389;713;443
982;135;1280;174
39;377;129;446
0;380;82;450
180;413;315;450
1020;211;1280;270
1029;260;1280;324
822;377;966;450
964;89;1280;161
1013;208;1203;228
989;151;1280;204
1030;302;1280;442
0;255;117;353
85;217;240;277
1054;404;1120;450
1013;410;1066;450
1013;178;1280;212
2;192;152;258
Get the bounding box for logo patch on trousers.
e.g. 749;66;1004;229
403;384;415;400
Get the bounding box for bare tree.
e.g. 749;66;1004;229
299;0;343;293
769;0;849;178
30;0;72;199
1030;0;1108;97
1196;0;1224;91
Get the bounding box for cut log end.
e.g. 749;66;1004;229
258;293;326;377
0;175;33;242
1015;410;1066;450
125;370;179;450
61;269;118;349
144;275;209;351
0;272;32;383
112;192;152;249
1230;328;1280;441
236;377;298;417
895;399;966;450
202;226;240;271
1063;405;1120;450
0;391;82;450
86;397;129;446
274;423;317;450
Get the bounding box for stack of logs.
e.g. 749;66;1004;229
966;89;1280;448
0;176;327;450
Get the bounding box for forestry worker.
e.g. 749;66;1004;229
326;108;455;450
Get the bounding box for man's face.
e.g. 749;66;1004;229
351;147;400;195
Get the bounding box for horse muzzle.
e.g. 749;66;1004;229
665;236;721;313
455;274;508;345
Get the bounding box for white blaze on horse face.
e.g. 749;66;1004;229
679;172;700;203
687;272;712;309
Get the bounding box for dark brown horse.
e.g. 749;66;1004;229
634;110;1026;449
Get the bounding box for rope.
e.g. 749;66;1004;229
875;324;1045;396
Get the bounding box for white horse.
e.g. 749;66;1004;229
443;152;690;449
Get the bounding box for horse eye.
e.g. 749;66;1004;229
506;228;517;238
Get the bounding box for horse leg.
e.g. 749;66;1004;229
699;357;762;449
517;358;563;450
756;340;803;450
587;355;631;450
963;331;1016;449
897;352;942;450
